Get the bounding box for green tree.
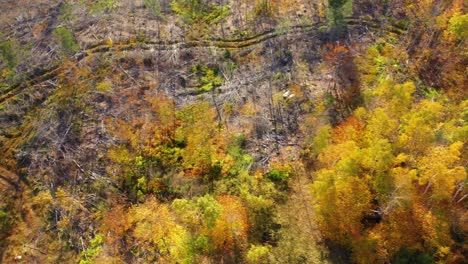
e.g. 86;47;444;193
328;0;348;28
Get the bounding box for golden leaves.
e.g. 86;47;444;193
211;195;249;252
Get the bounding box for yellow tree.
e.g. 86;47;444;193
418;141;466;201
311;169;372;245
368;205;424;261
331;116;364;144
363;108;398;143
127;197;191;263
373;81;415;117
176;101;221;178
210;195;249;253
398;100;444;155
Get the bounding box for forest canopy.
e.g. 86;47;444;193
0;0;466;263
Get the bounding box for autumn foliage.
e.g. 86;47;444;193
1;0;467;263
211;195;249;252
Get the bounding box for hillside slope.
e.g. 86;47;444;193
0;0;466;263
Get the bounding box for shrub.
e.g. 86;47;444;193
246;245;270;264
448;13;468;39
265;168;290;182
191;64;224;93
53;27;79;54
0;39;17;69
253;0;278;19
171;0;229;25
89;0;116;14
143;0;162;18
79;234;103;264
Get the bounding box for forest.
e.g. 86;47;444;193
0;0;466;263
